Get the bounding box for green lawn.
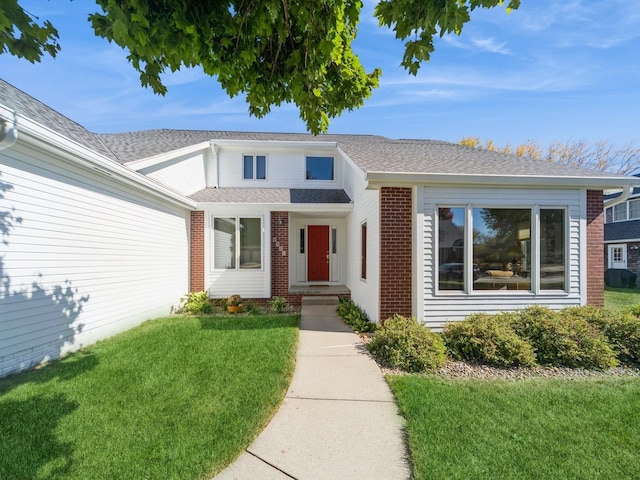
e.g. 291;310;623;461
389;375;640;480
0;314;299;480
604;286;640;311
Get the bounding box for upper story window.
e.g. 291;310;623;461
306;156;334;180
243;155;267;180
606;198;640;223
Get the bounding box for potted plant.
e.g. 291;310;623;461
227;294;243;313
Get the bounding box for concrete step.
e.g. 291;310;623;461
301;296;339;306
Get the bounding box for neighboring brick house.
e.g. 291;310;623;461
1;77;636;377
604;184;640;284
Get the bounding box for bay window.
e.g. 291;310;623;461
213;217;262;270
437;206;566;293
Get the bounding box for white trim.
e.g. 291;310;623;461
608;244;628;269
124;141;211;169
0;104;196;210
366;171;639;189
213;139;337;150
579;191;587;306
605;238;640;244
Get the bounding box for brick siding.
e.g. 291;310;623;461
189;211;205;292
379;187;413;320
271;212;290;301
586;190;604;306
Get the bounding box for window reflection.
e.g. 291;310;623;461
438;207;465;291
472;208;531;291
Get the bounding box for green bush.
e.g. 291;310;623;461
270;296;289;314
176;291;213;315
510;306;618;369
336;298;376;333
442;313;537;367
564;306;640;365
367;315;446;373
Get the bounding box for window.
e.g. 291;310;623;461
613;202;627;222
361;222;367;279
436;206;567;293
299;228;305;254
331;228;337;254
438;207;465;291
540;209;565;290
306;156;334;180
243;155;266;180
213;217;262;269
630;199;640;219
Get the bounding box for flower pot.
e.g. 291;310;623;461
227;305;243;314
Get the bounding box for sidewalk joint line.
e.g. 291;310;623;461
245;450;299;480
285;395;394;404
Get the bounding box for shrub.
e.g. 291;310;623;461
176;291;213;315
510;306;618;369
442;313;537;367
270;296;289;314
367;315;446;373
336;298;376;333
565;306;640;365
243;299;261;315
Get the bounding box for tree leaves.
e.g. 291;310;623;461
1;0;522;134
0;0;60;62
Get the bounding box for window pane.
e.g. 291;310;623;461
331;228;337;254
629;200;640;219
300;228;305;254
438;207;465;291
473;208;531;291
613;203;627;221
540;209;566;290
361;223;367;279
306;156;334;180
256;155;266;179
214;218;236;269
243;155;253;180
239;218;261;269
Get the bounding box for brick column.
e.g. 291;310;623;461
586;190;604;306
379;187;413;321
190;211;205;292
271;212;289;299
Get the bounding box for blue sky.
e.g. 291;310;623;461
1;0;639;147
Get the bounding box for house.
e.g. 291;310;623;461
1;78;636;377
604;182;640;282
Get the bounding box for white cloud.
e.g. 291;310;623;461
471;37;511;55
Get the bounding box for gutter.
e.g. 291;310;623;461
365;171;640;190
0;110;18;150
603;185;634;208
0;103;197;210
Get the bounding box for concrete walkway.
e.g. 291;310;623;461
214;297;411;480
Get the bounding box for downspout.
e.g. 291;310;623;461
205;141;219;188
604;185;634;208
0;112;18;151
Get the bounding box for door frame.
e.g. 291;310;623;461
292;220;343;284
608;243;628;269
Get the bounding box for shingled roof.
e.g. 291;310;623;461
0;77;631;182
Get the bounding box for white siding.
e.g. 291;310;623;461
217;147;343;189
204;205;270;298
139;151;207;195
419;186;583;329
346;188;380;322
0;146;190;377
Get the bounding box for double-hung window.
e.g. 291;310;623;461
243;155;267;180
437;206;566;293
213;217;262;269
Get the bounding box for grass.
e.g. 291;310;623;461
389;375;640;480
0;314;299;480
604;286;640;311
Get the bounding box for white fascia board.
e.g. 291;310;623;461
196;202;352;213
604;238;640;244
365;171;640;190
211;139;337;151
124;141;212;170
1;104;196;210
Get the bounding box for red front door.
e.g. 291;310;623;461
307;225;329;281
